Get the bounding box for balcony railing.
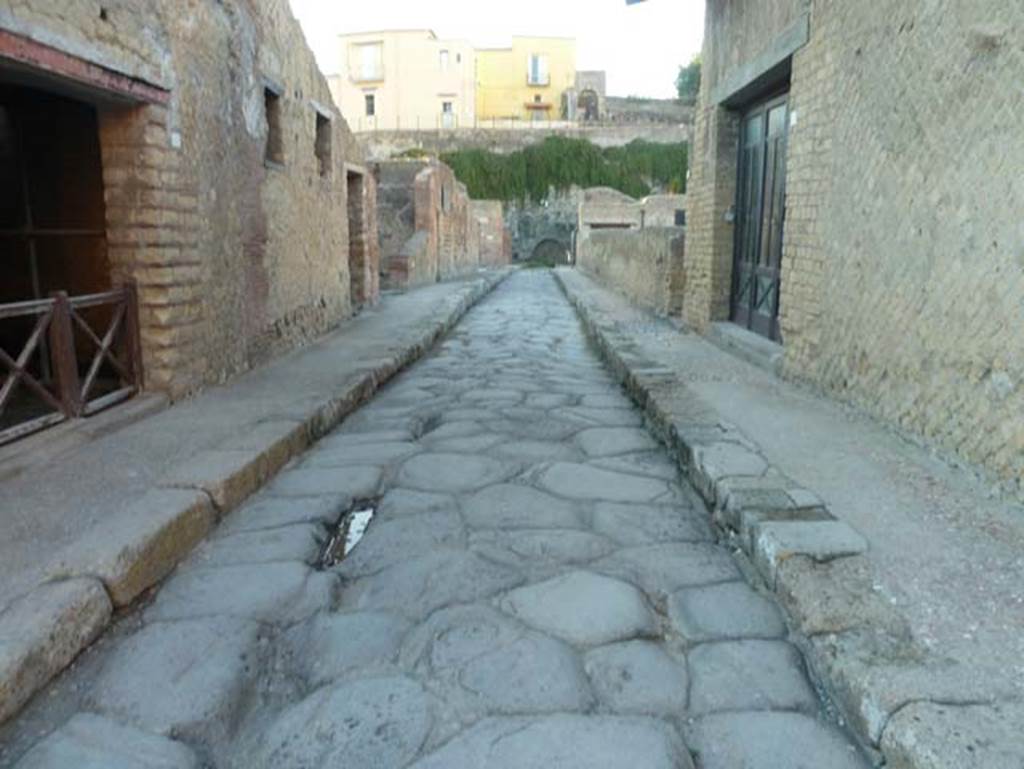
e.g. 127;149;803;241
0;283;142;445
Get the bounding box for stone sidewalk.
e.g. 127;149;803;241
556;268;1024;769
0;268;510;728
0;270;867;768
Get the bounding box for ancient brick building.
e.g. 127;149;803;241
0;0;380;443
376;158;508;289
685;0;1023;491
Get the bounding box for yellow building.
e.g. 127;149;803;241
476;37;577;123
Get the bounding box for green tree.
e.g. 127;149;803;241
675;54;702;104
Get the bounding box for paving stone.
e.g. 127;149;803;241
489;439;581;463
536;462;671;502
13;713;199;769
583;640;688;715
686;711;867;769
89;618;260;742
302;440;419;467
420;420;486;441
145;562;336;624
753;520;869;585
439;408;497;423
469;528;614;569
254;676;434;768
693;441;769;481
410;714;692;769
376;488;455;518
428;434;504;453
335;511;465;578
318;429;413;448
46;489;216;608
595;543;741;596
160;448;268;513
484;417;587;442
0;579;112;725
688;640;818;714
267;465;383;499
557;406;644;427
668;581;786;642
592;452;681;481
397;452;510;492
880;700;1024;769
576;427;659;457
525;392;574;408
341;548;522;621
195;523;324;566
401;604;593;717
218;494;346;535
462;484;585;529
498;571;656;646
282;611;411;688
591;501;712;546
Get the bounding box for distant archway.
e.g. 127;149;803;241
579;89;600;122
531;239;572;266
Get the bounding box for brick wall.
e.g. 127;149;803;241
378;158;499;289
2;0;376;397
686;0;1024;492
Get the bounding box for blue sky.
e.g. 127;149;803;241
289;0;705;99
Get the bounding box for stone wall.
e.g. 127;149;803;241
577;227;686;317
686;0;1024;492
1;1;378;398
377;159;505;289
576;189;687;263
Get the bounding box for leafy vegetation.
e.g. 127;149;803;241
676;55;702;104
440;137;687;203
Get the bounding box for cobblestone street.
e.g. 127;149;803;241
2;272;867;768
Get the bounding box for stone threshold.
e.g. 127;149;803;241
0;268;512;728
555;268;1022;769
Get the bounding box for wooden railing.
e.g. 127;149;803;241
0;283;142;446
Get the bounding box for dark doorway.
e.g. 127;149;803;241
730;92;788;342
346;170;368;309
0;84;123;441
531;239;572;266
579;89;600;122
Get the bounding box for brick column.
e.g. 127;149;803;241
98;104;205;398
683;98;739;332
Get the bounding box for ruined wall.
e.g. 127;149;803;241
472;201;510;267
687;0;1024;491
577;227;686;317
576;189;686;261
378;158;494;289
1;0;374;396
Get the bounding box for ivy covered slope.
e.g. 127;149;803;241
440;137;688;203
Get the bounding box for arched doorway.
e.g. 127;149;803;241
579;89;600;122
531;239;572;266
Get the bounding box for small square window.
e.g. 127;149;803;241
674;209;686;226
315;112;331;177
264;87;283;165
365;93;376;117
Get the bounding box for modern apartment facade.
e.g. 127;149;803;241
330;30;476;133
476;36;577;123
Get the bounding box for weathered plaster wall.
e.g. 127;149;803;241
687;0;1024;491
577;227;686;317
1;0;375;396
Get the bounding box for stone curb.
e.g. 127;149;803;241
0;268;512;728
555;270;1021;769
